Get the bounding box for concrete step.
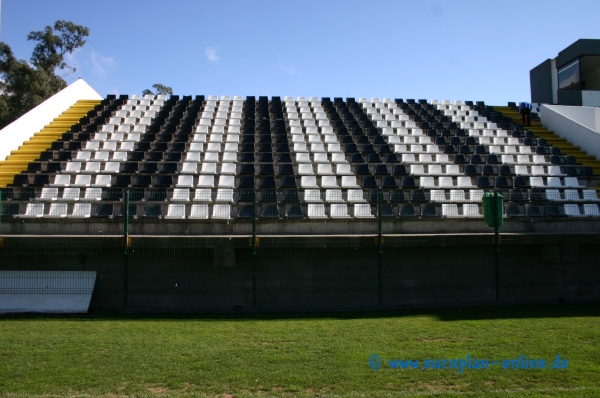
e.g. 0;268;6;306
492;105;599;167
0;160;29;167
41;126;73;131
5;155;36;161
16;147;48;154
0;168;27;176
0;99;100;188
27;138;57;145
0;167;26;173
34;131;66;137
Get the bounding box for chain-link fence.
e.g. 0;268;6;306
1;188;599;310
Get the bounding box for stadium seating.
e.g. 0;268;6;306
2;94;598;221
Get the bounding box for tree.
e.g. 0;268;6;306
0;20;89;129
142;83;173;96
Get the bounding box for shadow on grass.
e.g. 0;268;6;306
1;302;599;322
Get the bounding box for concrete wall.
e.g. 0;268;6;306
556;39;600;69
582;90;600;106
530;59;554;104
552;59;558;104
555;90;600;107
540;104;600;159
0;235;598;310
557;90;582;106
542;104;600;131
3;217;600;237
530;39;600;105
0;79;102;161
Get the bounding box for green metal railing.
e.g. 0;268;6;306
1;188;600;309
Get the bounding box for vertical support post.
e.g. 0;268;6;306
377;191;383;307
493;191;500;300
0;189;3;243
252;189;257;307
123;190;130;309
0;189;3;234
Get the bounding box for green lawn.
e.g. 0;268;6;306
0;304;599;397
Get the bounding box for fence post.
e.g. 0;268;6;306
493;191;500;300
252;189;257;307
377;191;383;307
0;189;3;246
123;190;130;309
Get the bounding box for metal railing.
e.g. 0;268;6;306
1;188;599;309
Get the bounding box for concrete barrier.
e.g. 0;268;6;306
540;104;600;159
0;270;96;313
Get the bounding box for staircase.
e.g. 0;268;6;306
493;105;600;176
0;100;100;188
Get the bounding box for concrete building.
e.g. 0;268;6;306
530;39;600;106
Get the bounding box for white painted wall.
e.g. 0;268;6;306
540;104;600;159
542;104;599;131
581;91;600;107
0;270;96;313
0;79;102;160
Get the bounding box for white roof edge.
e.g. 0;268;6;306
0;79;103;160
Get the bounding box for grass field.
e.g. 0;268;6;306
0;304;599;397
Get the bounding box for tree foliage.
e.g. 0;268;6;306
28;20;89;75
142;83;173;96
0;20;89;129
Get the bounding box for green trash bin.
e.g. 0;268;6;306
483;192;504;228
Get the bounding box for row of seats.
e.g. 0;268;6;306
35;151;570;170
390;143;546;155
383;135;530;145
7;95;595;217
255;175;588;190
28;161;581;178
4;187;597;204
405;164;566;176
47;174;236;188
11;202;369;219
9;201;600;219
393;153;581;167
419;176;584;189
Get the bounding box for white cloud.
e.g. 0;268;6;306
205;47;219;63
89;50;116;77
279;63;297;75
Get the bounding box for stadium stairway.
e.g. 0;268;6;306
0;100;101;188
493;105;600;181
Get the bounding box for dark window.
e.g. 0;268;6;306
558;59;580;90
580;55;600;91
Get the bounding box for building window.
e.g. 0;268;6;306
558;59;581;90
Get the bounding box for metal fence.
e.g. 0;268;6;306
1;188;600;310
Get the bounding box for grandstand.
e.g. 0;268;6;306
0;76;599;310
2;93;599;221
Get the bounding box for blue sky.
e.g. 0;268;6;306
2;0;599;104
